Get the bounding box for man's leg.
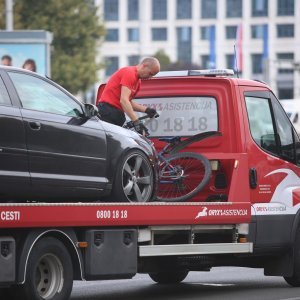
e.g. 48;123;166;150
98;102;125;126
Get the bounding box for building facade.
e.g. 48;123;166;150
95;0;300;99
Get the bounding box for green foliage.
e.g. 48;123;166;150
166;61;202;71
0;0;4;28
153;49;171;71
11;0;105;94
153;49;201;71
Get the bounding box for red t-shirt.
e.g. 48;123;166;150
98;66;141;111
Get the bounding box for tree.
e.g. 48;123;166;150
167;61;202;71
7;0;105;95
0;1;3;28
153;49;171;71
153;49;201;71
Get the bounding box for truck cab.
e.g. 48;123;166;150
134;69;300;269
135;69;300;201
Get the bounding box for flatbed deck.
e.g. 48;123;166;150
0;202;251;228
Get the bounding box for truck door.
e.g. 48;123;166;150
242;90;300;248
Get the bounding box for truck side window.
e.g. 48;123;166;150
245;96;277;155
271;94;296;163
294;129;300;166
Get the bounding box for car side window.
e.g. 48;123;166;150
7;72;84;117
0;77;11;106
245;96;277;154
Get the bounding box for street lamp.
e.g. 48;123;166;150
5;0;13;31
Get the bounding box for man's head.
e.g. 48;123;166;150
1;55;12;66
137;57;160;79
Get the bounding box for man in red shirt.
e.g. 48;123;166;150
97;57;160;134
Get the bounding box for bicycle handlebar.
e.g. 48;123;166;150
137;112;160;121
123;113;159;137
124;113;159;130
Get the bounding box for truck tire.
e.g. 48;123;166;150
0;287;12;298
17;237;73;300
284;227;300;287
149;270;189;284
112;150;154;202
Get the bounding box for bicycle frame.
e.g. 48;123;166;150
159;131;222;155
157;131;221;186
123;115;221;190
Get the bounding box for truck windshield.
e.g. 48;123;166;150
135;96;218;137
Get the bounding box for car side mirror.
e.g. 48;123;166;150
84;103;98;118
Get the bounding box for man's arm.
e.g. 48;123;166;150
120;86;143;121
131;101;147;113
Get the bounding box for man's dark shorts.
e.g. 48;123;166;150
97;102;126;127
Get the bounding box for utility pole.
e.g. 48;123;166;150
5;0;13;31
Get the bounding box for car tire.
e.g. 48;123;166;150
112;150;154;202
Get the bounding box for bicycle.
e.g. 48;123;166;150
124;115;221;202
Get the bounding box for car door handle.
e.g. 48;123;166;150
29;121;41;130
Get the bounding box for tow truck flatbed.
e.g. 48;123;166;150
0;201;251;228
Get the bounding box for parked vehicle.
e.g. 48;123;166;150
0;66;158;202
280;99;300;134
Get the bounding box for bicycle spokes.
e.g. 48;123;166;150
158;154;209;201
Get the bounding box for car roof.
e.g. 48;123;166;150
0;65;46;77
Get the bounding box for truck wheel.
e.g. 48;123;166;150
113;150;154;202
19;237;73;300
149;270;189;284
284;227;300;287
0;287;12;298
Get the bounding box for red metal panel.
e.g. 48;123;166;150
0;202;251;228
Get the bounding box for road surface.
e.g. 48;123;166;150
71;267;300;300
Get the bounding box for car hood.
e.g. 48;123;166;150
101;120;140;139
101;120;156;152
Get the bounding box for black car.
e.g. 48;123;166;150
0;66;158;202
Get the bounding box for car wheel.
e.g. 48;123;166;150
113;150;154;202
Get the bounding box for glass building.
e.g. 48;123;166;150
96;0;300;99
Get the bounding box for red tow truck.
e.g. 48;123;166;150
1;69;300;300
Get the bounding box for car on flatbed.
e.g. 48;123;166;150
0;66;158;203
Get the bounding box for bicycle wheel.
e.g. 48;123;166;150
157;152;211;202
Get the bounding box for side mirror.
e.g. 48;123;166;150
84;103;99;118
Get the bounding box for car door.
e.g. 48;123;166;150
6;70;108;198
0;71;30;199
